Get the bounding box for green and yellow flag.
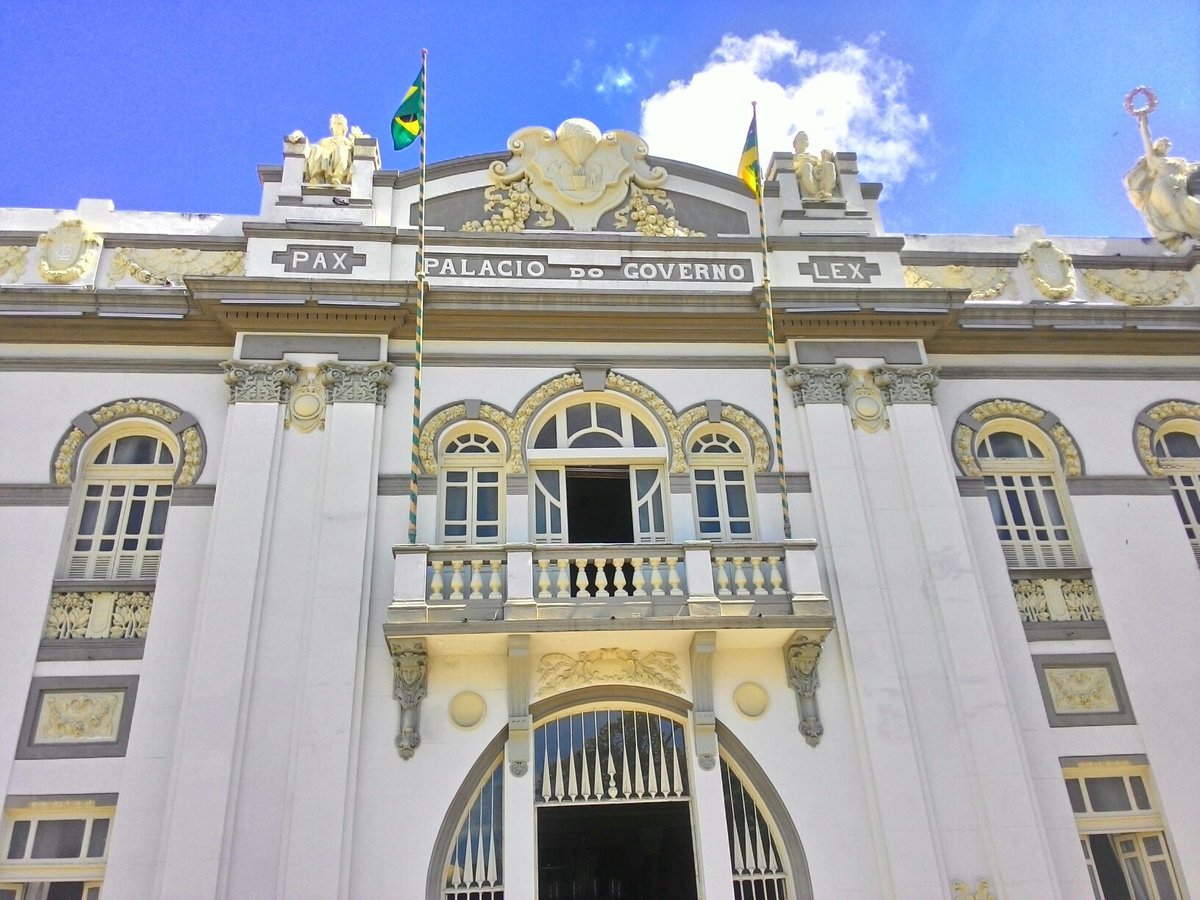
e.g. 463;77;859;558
738;110;762;197
392;68;425;151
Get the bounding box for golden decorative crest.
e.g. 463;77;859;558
1046;667;1119;712
536;648;683;696
1081;268;1187;306
284;369;326;433
469;118;674;232
846;370;889;433
904;265;1011;300
37;219;102;284
1020;239;1076;299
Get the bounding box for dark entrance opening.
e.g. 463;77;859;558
537;801;698;900
566;467;635;596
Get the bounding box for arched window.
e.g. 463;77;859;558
976;424;1081;568
1150;420;1200;564
688;430;756;542
439;429;504;545
64;425;178;580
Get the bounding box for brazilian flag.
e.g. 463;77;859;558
738;111;761;197
392;68;424;151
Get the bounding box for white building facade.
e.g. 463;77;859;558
0;115;1198;900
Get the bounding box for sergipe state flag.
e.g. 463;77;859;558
392;68;425;151
738;110;762;197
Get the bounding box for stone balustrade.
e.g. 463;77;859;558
391;539;827;622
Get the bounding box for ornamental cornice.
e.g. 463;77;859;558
221;361;300;403
872;365;940;404
1081;268;1188;306
904;264;1011;299
784;364;851;405
319;361;394;404
107;247;245;287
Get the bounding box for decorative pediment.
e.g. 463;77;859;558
465;118;687;233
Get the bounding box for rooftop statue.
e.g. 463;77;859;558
792;131;838;201
286;113;368;187
1123;87;1200;252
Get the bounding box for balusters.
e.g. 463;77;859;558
449;559;466;601
488;559;503;600
469;560;484;600
430;560;445;602
714;556;731;593
649;558;664;595
750;556;766;595
732;557;749;596
666;556;682;596
631;559;647;596
555;558;570;598
767;556;784;595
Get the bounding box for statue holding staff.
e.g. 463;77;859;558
1123;86;1200;252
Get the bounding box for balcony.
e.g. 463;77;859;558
389;539;831;626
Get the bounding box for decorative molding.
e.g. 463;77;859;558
845;370;889;432
904;264;1011;299
872;365;940;404
391;639;428;760
319;361;394;404
221;360;300;403
463;118;669;233
535;648;683;697
1082;267;1187;306
1020;239;1076;299
953;398;1082;477
1133;399;1200;475
690;632;717;771
951;879;996;900
36;691;124;743
108;247;244;286
784;631;828;747
1032;653;1135;726
784;364;851;405
0;245;29;282
612;185;705;237
1012;577;1104;624
969;399;1046;423
18;675;139;760
1045;667;1119;712
44;590;153;641
52;398;204;487
284;368;326;432
38;219;102;283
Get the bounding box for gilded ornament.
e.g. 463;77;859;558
37;219;102;284
109;592;153;638
1020;239;1076;300
951;879;995;900
536;648;683;696
284;369;326;433
37;693;122;742
465;118;668;232
792;132;839;200
903;265;1011;300
1081;268;1186;306
92;399;179;425
1123;86;1200;252
1013;580;1049;623
418;404;468;474
287;114;370;188
1136;402;1200;475
108;247;245;287
969;400;1045;424
1135;425;1162;475
846;370;889;432
1046;667;1119;713
720;406;770;473
1049;424;1082;476
1147;400;1200;421
0;245;28;283
1061;579;1103;621
506;373;584;473
177;427;202;486
605;371;686;472
54;428;86;485
462;182;556;233
953;425;981;476
44;593;94;638
612;185;705;237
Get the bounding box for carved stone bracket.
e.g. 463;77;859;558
784;365;852;406
872;365;940;404
690;632;717;770
319;361;395;404
392;639;428;760
221;361;301;403
507;635;531;777
784;631;829;747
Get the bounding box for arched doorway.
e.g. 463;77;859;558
429;696;809;900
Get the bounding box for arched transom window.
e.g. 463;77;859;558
1151;419;1200;564
65;427;178;579
975;424;1082;568
532;399;660;451
689;430;755;541
439;429;504;545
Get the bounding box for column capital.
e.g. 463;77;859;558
319;361;395;404
784;364;852;406
872;364;940;404
221;360;300;403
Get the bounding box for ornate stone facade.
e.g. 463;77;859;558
319;361;394;404
222;361;301;403
784;632;827;747
785;365;851;405
392;639;428;760
873;365;940;404
535;648;683;697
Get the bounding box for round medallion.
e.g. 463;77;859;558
448;691;486;729
292;393;322;417
853;395;881;417
733;682;769;718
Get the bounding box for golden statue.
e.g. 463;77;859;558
287;114;368;187
1123;87;1200;252
792;131;839;201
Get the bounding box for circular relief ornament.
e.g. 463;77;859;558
284;371;326;433
38;219;102;284
448;691;486;729
733;682;770;718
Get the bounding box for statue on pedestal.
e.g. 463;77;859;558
1123;87;1200;252
286;113;368;187
792;131;839;201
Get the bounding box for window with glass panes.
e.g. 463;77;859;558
440;432;503;544
0;802;112;900
689;432;754;541
1063;761;1183;900
1154;426;1200;564
64;432;176;580
977;428;1080;568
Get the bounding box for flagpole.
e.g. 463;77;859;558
407;48;428;545
750;102;793;540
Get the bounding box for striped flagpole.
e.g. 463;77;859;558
750;102;793;540
407;48;428;544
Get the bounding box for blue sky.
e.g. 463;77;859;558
2;0;1197;238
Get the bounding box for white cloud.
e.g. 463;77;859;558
562;59;583;87
597;66;635;95
640;32;930;185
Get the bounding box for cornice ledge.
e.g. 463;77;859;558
242;221;399;241
185;275;414;303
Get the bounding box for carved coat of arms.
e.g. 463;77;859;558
38;219;102;284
